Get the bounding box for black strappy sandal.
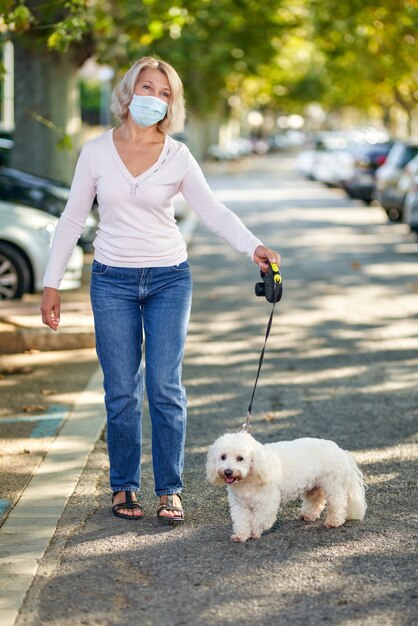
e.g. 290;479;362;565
112;491;143;520
157;494;184;525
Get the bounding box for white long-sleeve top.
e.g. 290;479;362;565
43;129;263;289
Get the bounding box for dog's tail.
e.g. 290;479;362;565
345;452;367;520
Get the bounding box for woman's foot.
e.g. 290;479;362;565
112;491;144;520
157;494;184;524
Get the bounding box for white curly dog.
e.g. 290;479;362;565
206;431;366;542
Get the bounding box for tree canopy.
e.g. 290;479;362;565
2;0;415;118
0;0;417;178
308;0;418;122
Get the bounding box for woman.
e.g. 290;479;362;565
41;57;280;524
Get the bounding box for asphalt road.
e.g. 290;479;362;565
16;153;418;625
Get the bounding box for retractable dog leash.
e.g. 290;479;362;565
241;261;283;432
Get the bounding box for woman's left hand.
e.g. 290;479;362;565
253;245;281;272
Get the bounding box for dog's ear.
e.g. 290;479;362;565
250;441;269;486
206;444;225;486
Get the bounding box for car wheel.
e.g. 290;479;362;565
387;208;402;222
0;242;32;299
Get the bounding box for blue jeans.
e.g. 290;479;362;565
90;260;192;496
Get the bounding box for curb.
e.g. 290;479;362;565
0;323;96;354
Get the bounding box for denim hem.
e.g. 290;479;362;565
155;489;183;497
111;487;139;493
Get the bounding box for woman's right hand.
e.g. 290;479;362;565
40;287;61;331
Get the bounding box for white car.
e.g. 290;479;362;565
0;200;83;299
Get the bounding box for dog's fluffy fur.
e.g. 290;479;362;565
206;431;366;542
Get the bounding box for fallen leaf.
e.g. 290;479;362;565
22;405;46;414
264;412;276;421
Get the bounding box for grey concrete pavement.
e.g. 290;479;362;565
3;153;418;625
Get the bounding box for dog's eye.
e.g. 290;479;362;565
237;456;244;462
221;454;227;461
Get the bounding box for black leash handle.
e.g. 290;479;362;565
242;270;282;432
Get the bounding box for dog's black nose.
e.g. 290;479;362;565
224;469;233;477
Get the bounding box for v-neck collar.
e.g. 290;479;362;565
107;128;170;184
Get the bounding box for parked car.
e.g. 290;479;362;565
0;137;14;166
296;131;352;180
0;166;97;250
374;141;418;221
296;129;386;185
207;137;254;161
0;200;83;299
385;154;418;227
403;171;418;234
312;143;359;187
342;141;393;204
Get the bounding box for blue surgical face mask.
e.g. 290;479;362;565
128;95;168;128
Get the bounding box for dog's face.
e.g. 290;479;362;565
206;431;268;487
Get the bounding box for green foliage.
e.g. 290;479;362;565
91;0;292;117
0;1;35;33
1;0;291;116
56;133;73;151
307;0;418;114
1;0;417;123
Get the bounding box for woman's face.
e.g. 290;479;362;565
134;67;171;104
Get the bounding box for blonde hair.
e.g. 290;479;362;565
111;57;186;134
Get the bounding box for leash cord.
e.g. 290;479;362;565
243;283;280;431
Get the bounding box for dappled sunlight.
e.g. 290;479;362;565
0;348;96;369
0;379;19;389
394;241;418;255
0;436;49;456
366;472;400;486
364;261;418;278
165;524;415;626
187;170;418;458
36;442;93;464
184;375;224;388
354;442;418;466
65;524;203;559
41;390;87;405
260;364;369;387
188;391;237;409
213;186;342;203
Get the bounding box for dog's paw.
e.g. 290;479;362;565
324;517;345;529
299;513;318;522
230;533;249;543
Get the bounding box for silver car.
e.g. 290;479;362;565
0;200;83;299
404;175;418;234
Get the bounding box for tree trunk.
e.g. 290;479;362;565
11;41;82;184
186;112;223;162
